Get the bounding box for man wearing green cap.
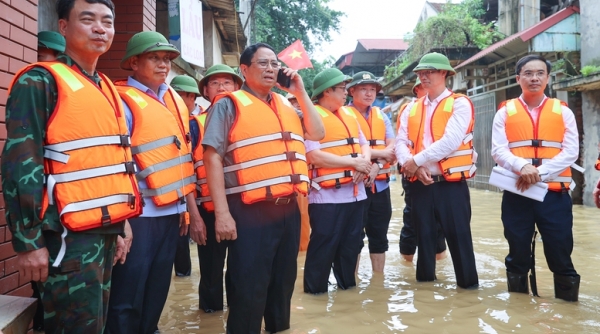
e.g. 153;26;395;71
3;0;140;332
303;68;372;294
395;52;479;289
187;64;243;312
396;78;447;263
346;71;395;273
202;42;323;334
106;31;206;333
37;31;66;62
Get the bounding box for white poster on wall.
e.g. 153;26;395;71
179;0;204;67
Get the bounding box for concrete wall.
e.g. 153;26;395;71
202;11;223;68
579;0;600;206
498;0;540;35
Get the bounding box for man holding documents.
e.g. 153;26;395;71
491;54;580;302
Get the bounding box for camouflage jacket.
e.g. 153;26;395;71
1;54;123;253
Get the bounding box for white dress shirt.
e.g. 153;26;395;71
395;89;473;175
491;95;579;181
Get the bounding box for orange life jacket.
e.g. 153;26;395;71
213;90;309;204
309;105;362;190
503;98;572;192
397;102;410;133
9;62;142;231
351;106;390;181
191;112;214;212
407;93;476;181
115;82;196;206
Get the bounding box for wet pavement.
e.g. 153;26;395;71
158;182;600;333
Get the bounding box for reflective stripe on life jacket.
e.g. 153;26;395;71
9;62;142;231
310;105;362;190
213;90;308;204
504;98;574;192
191;112;214;212
115;83;196;206
352;106;390;181
407;93;477;181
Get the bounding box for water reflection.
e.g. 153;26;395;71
159;184;600;333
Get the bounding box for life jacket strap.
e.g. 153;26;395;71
226;131;304;153
139;175;197;197
136;154;193;180
131;135;178;155
223;152;306;173
508;139;562;149
224;174;309;195
319;137;359;150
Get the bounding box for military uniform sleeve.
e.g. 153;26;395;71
1;68;57;252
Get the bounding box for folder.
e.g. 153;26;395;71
488;166;548;202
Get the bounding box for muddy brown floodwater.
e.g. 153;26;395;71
158;182;600;333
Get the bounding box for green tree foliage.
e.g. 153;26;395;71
298;57;336;97
238;0;344;54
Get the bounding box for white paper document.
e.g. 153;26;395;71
488;166;548;202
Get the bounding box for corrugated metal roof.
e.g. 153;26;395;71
455;6;580;69
357;39;408;51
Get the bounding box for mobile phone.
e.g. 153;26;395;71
277;69;291;88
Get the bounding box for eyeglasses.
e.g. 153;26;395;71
208;80;235;89
415;70;440;78
519;71;547;79
251;60;281;70
331;85;346;91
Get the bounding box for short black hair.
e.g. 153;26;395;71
57;0;116;20
515;54;552;75
240;43;276;66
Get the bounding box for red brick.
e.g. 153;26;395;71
0;209;6;227
7;280;33;297
0;18;10;36
0;227;5;243
0;272;18;295
0;241;16;260
0;87;6;106
0;36;25;60
23;16;37;35
0;106;4;122
29;0;39;5
23;47;36;64
10;25;37;49
0;71;12;90
12;0;37;20
0;3;24;28
5;227;12;241
4;254;18;275
126;5;144;14
0;54;8;72
8;57;27;74
0;259;5;277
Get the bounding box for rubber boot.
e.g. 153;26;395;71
554;274;580;302
506;271;529;294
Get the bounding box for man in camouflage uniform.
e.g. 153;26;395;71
1;0;133;333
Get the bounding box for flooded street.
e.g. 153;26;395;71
158;182;600;333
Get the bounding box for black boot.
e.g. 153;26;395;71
507;271;529;294
554;274;580;302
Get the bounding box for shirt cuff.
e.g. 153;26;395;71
512;158;531;174
11;225;46;253
413;153;427;167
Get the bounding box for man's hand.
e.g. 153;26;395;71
379;147;396;163
18;248;49;282
354;171;368;184
215;212;237;242
517;164;541;191
364;163;380;188
402;158;419;178
179;212;189;236
415;166;434;185
189;207;207;245
277;67;304;95
113;236;127;265
593;177;600;208
123;219;133;255
353;157;372;174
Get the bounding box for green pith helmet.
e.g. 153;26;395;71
346;71;382;96
120;31;180;70
198;64;243;98
38;31;65;53
413;52;456;76
311;68;352;100
170;75;200;96
412;78;421;95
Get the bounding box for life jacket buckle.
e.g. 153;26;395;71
120;135;131;147
128;194;136;209
286;151;298;161
531;139;540;147
343;170;352;177
290;174;302;184
174;136;182;150
185;132;192;143
369;139;377;146
350;153;358;158
346;138;356;145
281;131;293;141
124;161;135;174
335;179;342;189
532;158;541;166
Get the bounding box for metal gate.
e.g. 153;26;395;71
467;93;499;191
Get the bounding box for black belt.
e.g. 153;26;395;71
431;175;446;183
265;195;296;205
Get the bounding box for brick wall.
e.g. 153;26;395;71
97;0;157;79
0;0;38;300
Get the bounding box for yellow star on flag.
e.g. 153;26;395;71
289;49;303;59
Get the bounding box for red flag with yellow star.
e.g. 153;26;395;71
278;40;313;70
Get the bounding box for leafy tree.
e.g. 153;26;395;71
298;56;336;97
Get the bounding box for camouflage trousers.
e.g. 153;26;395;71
37;229;118;334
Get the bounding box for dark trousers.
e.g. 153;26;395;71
361;186;392;253
174;231;191;276
399;177;446;255
411;180;478;288
105;214;180;334
225;194;300;334
197;206;229;312
501;190;577;276
304;201;364;294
